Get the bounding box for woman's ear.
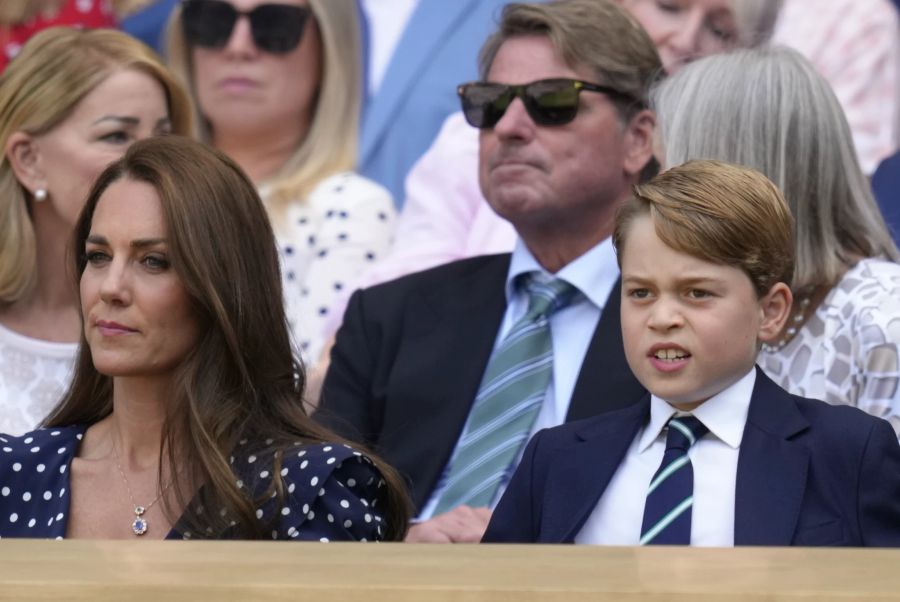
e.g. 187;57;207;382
5;131;47;195
758;282;793;343
622;108;656;179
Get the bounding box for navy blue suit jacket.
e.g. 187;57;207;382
483;369;900;546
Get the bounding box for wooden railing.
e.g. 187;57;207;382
1;540;899;600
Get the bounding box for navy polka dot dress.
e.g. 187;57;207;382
0;426;390;541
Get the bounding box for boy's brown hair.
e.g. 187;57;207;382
613;160;795;297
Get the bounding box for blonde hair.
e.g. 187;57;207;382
652;47;899;294
166;0;363;224
0;27;192;303
615;160;794;297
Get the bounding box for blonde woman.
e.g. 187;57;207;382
0;27;192;435
167;0;396;370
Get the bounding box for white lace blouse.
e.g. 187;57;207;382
0;323;77;436
758;258;900;436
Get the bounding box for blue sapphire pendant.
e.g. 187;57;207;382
132;506;148;536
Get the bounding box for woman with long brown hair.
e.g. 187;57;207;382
0;135;409;540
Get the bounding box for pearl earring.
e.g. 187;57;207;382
33;188;47;202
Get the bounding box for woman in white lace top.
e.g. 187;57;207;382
0;28;192;435
652;47;900;436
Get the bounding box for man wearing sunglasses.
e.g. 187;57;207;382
318;0;660;543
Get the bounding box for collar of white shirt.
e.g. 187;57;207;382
640;367;757;452
505;237;619;310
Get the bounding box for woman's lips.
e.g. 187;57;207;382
96;320;137;336
218;77;260;94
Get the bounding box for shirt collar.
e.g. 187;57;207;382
638;367;756;452
505;237;619;309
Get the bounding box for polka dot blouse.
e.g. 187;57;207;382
0;426;390;541
264;171;396;364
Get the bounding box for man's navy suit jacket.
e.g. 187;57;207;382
483;368;900;546
316;254;646;512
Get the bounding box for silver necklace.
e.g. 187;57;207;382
111;437;172;536
760;296;811;353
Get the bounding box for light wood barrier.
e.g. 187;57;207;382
1;541;899;600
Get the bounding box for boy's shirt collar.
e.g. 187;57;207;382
639;367;757;453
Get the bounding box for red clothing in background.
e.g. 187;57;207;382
1;0;116;72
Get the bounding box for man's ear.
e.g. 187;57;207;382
5;131;46;195
758;282;793;343
622;108;656;179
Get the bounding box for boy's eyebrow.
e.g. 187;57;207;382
85;235;167;248
621;274;723;285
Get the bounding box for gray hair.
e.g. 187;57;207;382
729;0;783;48
652;46;899;293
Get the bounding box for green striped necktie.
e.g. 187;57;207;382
432;274;580;514
640;415;709;545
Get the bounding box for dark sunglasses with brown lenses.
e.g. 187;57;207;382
181;0;312;54
458;78;641;129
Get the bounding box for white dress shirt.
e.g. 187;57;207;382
418;237;620;520
575;368;756;546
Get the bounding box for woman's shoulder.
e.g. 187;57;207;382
823;258;900;341
829;258;900;308
234;440;390;541
279;441;383;490
307;172;395;210
0;425;85;461
0;426;83;526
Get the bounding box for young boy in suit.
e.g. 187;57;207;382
482;160;900;546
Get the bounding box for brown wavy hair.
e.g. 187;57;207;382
614;159;795;297
43;135;410;539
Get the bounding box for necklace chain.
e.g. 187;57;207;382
760;296;811;354
111;436;172;536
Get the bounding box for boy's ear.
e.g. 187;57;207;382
622;108;656;179
757;282;793;343
5;131;47;196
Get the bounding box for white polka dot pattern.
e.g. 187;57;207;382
265;171;396;364
0;426;391;541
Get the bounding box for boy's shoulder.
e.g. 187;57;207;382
749;370;897;456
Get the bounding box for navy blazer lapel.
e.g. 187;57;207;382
734;369;811;545
568;280;646;421
359;0;480;165
541;399;650;542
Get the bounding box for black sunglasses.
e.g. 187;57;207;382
181;0;312;54
458;78;639;128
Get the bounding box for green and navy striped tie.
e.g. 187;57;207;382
432;274;580;513
640;415;709;545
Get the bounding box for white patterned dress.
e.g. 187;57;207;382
262;172;396;365
758;258;900;436
0;323;77;436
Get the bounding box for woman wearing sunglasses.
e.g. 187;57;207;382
0;27;192;436
167;0;395;376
